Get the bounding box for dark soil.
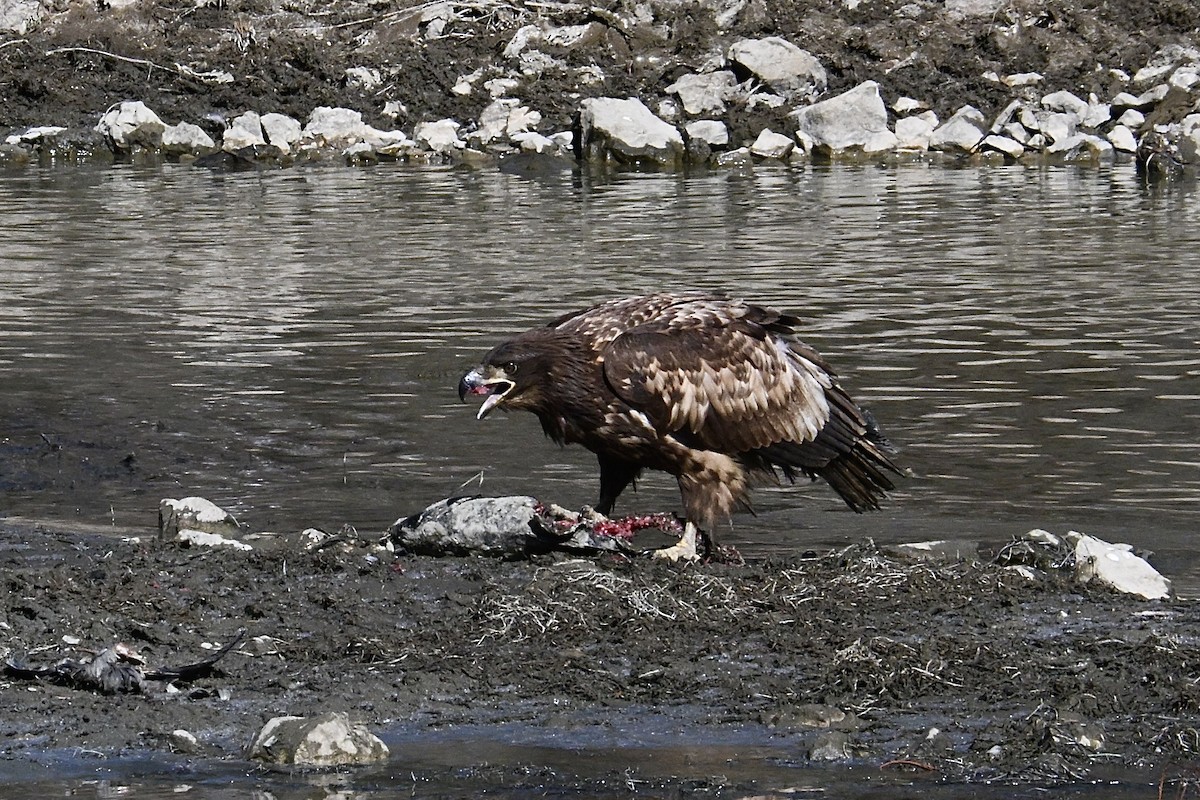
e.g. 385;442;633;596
1;515;1198;792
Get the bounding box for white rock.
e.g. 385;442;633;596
179;529;253;550
990;99;1023;132
420;1;454;38
476;99;519;145
503;22;601;59
929;105;986;152
892;96;927;114
160;122;215;154
685;119;729;147
980;134;1024;158
484;77;520;98
945;0;1006;17
223;111;267;151
303;107;370;146
1136;84;1171;107
727;36;826;98
159;497;241;542
1117;108;1145;128
511;131;558;153
1023;528;1062;547
1041;90;1089;119
1111;91;1145;110
576;96;684;165
1106;124;1138;152
1002;71;1042;87
260;113;303;153
543;21;603;48
1132;45;1200;86
749;128;794;159
344;66;382;90
1039;111;1076;144
1169;66;1200;91
247;712;389;766
94;101;166;148
170;729;200;753
1082;101;1112;129
1047;133;1112;158
789;80;897;153
414;118;464;154
1002;122;1029;143
0;0;43;33
5;125;67;145
1067;531;1171;600
502;24;539;58
304;106;408;152
894;115;934;150
665;71;738;115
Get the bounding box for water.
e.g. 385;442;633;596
0;160;1198;794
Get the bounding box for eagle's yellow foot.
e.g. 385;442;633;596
651;522;700;562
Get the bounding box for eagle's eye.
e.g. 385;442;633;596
504;361;518;374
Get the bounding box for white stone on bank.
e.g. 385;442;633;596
789;80;896;154
1066;531;1171;600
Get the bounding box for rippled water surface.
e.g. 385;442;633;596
1;161;1198;581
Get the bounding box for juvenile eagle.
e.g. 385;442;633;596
458;292;900;560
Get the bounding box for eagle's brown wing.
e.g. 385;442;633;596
550;291;723;352
600;317;835;455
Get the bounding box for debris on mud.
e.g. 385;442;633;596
4;629;244;694
384;495;680;557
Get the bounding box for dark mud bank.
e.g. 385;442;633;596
1;515;1197;791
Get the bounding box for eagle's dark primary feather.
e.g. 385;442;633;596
458;292;901;547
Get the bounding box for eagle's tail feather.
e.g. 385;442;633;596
752;398;901;512
816;442;898;512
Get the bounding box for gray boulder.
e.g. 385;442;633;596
790;81;897;154
929;105;986;152
388;496;540;556
1067;531;1171;600
727;36;826;99
247;712;389;767
94;101;166;149
159;496;242;542
0;0;45;34
576;97;684;166
160;122;215;155
665;71;738;115
223;111;268;150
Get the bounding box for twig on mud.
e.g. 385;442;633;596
880;758;937;772
45;46;171;75
1;38;28;50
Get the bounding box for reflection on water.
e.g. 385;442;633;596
0;162;1197;578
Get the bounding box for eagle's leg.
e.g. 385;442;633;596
595;456;641;517
651;521;702;562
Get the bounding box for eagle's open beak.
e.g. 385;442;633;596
458;368;515;420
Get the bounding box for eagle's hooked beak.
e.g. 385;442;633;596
458;368;515;420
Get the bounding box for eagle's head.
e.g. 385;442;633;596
458;335;562;420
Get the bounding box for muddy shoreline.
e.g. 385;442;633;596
1;511;1196;793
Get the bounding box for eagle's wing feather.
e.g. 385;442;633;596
602;320;833;454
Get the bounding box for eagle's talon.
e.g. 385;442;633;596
648;521;700;562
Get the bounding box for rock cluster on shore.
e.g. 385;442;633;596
1;0;1198;174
